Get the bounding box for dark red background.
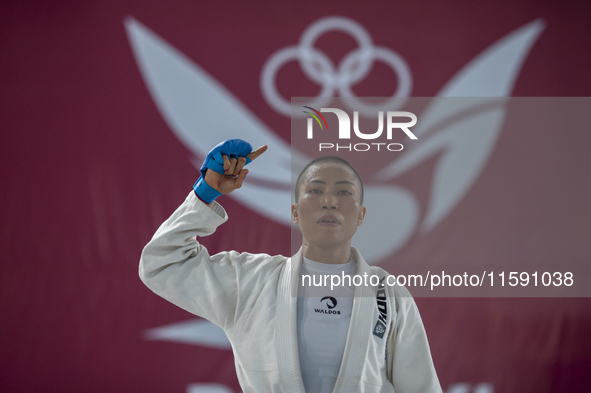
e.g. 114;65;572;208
1;0;590;392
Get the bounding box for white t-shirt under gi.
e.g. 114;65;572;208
297;257;356;393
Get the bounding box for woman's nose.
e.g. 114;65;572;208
322;193;338;209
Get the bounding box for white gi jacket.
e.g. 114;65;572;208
140;192;442;393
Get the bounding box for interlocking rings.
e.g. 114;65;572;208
260;16;413;116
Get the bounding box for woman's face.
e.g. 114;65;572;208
291;162;366;249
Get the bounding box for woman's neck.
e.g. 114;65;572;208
301;241;351;264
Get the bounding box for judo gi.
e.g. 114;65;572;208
139;191;442;393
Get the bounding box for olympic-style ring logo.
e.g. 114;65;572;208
260;16;413;117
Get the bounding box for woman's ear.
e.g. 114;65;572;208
358;206;366;226
291;203;299;223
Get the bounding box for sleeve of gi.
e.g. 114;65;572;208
139;191;247;330
387;286;443;393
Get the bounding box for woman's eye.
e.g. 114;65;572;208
339;190;352;195
309;189;321;194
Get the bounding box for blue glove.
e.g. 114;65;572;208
193;139;253;203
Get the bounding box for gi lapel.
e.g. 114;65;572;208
276;248;306;392
332;247;377;393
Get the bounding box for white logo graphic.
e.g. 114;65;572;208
143;319;231;349
124;15;544;264
260;16;412;116
447;383;494;393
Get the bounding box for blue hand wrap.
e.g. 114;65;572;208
193;139;253;203
200;139;253;178
193;177;222;204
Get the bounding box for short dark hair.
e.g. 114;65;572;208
294;156;364;204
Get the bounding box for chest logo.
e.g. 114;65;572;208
315;296;341;315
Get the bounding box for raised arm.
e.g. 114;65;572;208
139;139;268;329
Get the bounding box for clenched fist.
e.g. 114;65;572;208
193;139;267;203
204;144;268;194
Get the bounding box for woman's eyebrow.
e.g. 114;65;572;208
308;179;354;185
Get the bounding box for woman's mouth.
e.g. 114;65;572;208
318;215;340;226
